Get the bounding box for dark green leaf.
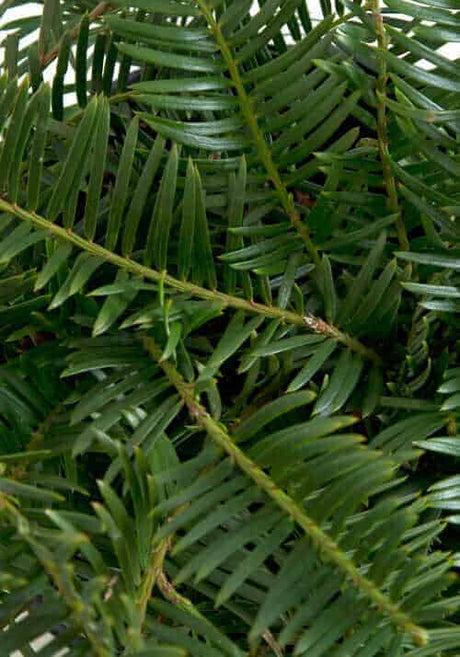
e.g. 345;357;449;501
84;96;110;241
76;13;89;107
106;116;139;250
145;143;179;270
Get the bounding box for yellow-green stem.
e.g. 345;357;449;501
0;198;381;364
156;571;204;619
0;494;111;657
196;0;321;267
372;1;409;251
136;537;170;625
144;336;428;648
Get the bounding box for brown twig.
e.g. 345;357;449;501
40;2;111;68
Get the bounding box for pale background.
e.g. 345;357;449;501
1;1;459;76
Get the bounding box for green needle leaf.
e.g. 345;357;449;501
84;96;110;241
106;116;139;251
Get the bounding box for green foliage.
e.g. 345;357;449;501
0;0;458;655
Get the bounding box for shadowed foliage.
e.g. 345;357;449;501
0;0;458;655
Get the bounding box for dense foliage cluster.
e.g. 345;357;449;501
0;0;458;654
